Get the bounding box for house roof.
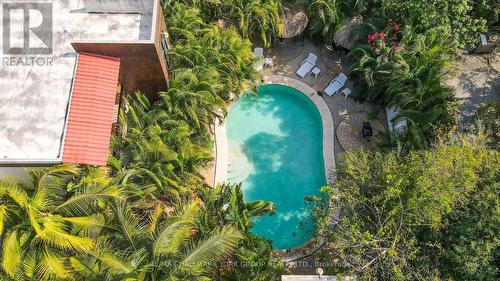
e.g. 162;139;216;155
62;53;120;166
0;0;158;164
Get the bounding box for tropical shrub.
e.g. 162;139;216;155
0;166;278;280
366;18;401;49
381;0;488;48
224;0;284;47
471;0;500;26
0;165;93;280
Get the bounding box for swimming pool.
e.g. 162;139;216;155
226;84;326;249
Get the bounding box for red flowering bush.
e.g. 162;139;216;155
367;18;402;50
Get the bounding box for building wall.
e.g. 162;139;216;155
153;0;170;86
0;167;35;183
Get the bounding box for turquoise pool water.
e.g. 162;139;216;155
226;84;326;249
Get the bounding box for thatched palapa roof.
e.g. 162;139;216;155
334;16;363;50
279;7;308;39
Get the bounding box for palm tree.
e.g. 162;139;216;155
79;196;244;280
224;0;283;47
195;183;278;280
307;0;341;42
0;165;124;280
197;183;275;234
111;93;212;200
160;67;226;133
349;45;407;105
169;25;259;101
162;2;207;42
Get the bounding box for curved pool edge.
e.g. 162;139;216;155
214;75;336;186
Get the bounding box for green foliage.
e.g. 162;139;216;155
0;165;116;280
0;2;278;280
381;0;487;48
0;166;278;280
225;0;284;47
317;136;499;280
306;0;341;42
435;175;499;280
475;101;500;146
166;0;284;47
471;0;500;26
111;2;261;200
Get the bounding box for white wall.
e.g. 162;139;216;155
0;167;32;184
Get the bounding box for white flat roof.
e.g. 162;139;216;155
0;0;156;163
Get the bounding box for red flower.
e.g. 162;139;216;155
389;18;393;23
394;24;400;31
393;34;397;40
381;32;386;40
392;44;397;50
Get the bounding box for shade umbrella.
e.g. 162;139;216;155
333;16;363;50
279;7;308;39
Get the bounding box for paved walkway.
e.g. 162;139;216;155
444;50;500;127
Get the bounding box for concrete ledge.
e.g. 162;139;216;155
214;118;228;186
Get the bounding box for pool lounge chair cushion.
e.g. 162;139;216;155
336;73;348;85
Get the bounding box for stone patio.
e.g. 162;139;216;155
263;38;388;160
336;112;386;151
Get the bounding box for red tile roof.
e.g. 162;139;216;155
62;53;120;166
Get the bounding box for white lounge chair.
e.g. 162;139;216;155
323;73;348;97
254;47;264;71
296;53;318;78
